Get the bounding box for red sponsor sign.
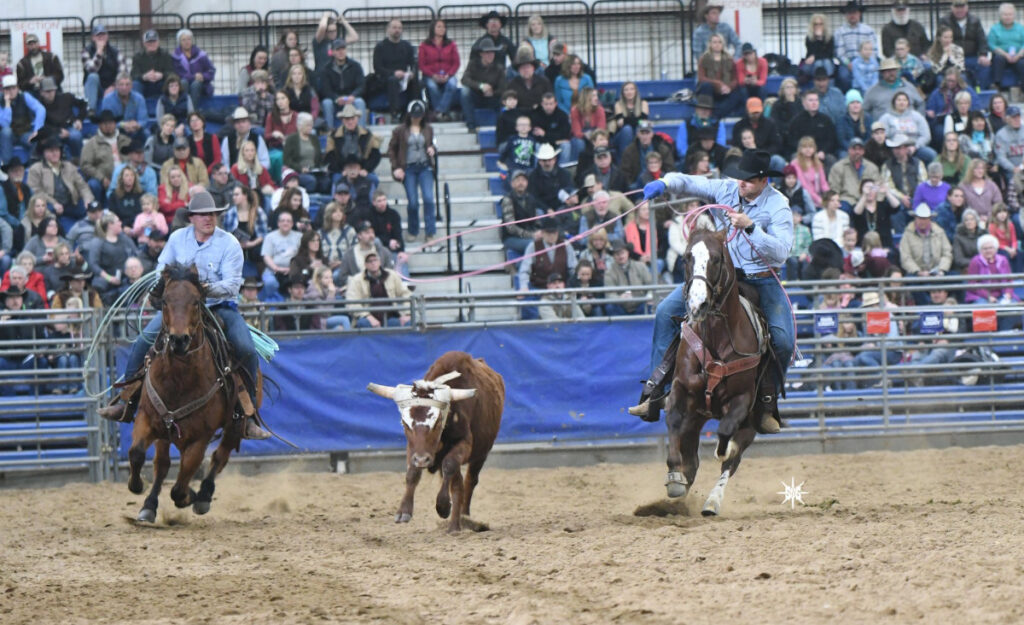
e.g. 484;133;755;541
865;310;891;335
972;309;997;333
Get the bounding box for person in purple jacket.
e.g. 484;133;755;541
171;29;216;104
911;162;952;211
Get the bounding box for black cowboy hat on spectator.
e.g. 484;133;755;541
1;156;25;173
694;94;714;110
86;200;103;213
475;39;502;54
0;285;28;302
813;66;831;79
91;109;118;124
723;149;782;180
59;269;94;282
610;239;633;254
341;153;363;167
840;0;865;13
35;135;63;156
512;48;541;69
241;276;263;290
281;268;311;293
478;10;507;28
539;217;559;232
692;125;717;141
120;137;146;155
186;190;228;214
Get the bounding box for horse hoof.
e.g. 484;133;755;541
128;477;144;495
137;508;156;523
395;512;412;523
701;505;719;517
193;500;210;515
436;500;451;519
666;482;689;498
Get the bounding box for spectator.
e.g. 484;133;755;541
345;250;411;328
238;45;270;94
81;23;125;113
994;106;1024;182
264;90;297;174
831;137;879;211
623;203;655;264
959;157;1002;222
687;131;727;174
160;136;208;188
157;165;190;222
735;43;767;100
324;183;355;221
881;133;927;221
283;112;327;195
609;81;649;161
0;285;45;389
865;122;895;167
306;265;350;331
501;169;545;255
927;70;971;138
570;88;605;149
696;33;744;118
837;91;874;156
777;164;816;219
171;28;215;103
537;272;581;320
320;201;356;277
128;193;166;245
240;70;275;129
79;109;127;203
637;151;665;191
813;190;851;247
51;268;102;310
835;0;879;91
131;30;174;98
2;256;47;308
497;115;538;173
851;290;904;379
517;217;576;292
86;212;137;305
363;189;405;260
336;157;375;215
988;93;1009;134
223;107;271;174
818;315;861;391
110;138;157;199
222;184;267;266
899;204;952;279
314;13;360;77
731;97;782;157
986;3;1024;90
864;57;925;121
578;190;624;246
99;73;146;141
544;42;596;87
801;13;836;81
145;114;177;170
2;157;29;227
853;177;901;247
532;92;574;166
231;139;275;203
34;80;80;155
283;64;320;122
786;91;838;161
892;38;927;88
579;227;613;282
27;137;93;226
508;47;552;112
319;38;368;127
934;185;967;240
584;146;628;194
64;199;100;252
288;229;326;279
791;136;829;207
388;100;436;242
988;202;1021;270
495;90;521;148
325;104;383;182
851;40;880;95
878;92;933;162
336;220;393;284
107;166;144;227
274;270;315;330
22;216;66;267
186;112;220;170
419;19;460;120
269;30;299;90
604;240;651;315
809;66;847;125
692;3;742;60
952;207;983;271
528;144;577;221
460;39;506;131
621;121;674;188
966;233;1017;302
912;162;951;212
16;32;64;95
523;15;554;68
939;0;990;88
1;75;46;164
260;210;301;299
271;185;311;232
941;90;974;137
472;10;516;69
770;77;803;139
928;26;966;75
881;2;930;58
554;54;594;114
373;19;417;122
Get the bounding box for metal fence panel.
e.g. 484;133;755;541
514;1;593;68
592;0;686;82
90;14;186;84
437;4;514;77
187;11;263;97
0;17;88;97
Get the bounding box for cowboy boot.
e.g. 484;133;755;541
97;380;143;423
234;376;270;440
754;372;782;434
628;334;680;421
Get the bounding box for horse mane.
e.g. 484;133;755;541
162;263;208;298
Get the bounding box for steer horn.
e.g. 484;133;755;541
367;383;398;399
449;388;477;402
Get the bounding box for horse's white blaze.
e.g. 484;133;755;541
688;241;710;312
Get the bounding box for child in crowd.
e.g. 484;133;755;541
786;208;813;281
495;91;520;150
131;194;168;245
498;115;539;175
893;38;925;84
636;151;664;189
851;40;879;95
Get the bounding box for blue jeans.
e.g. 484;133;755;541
650;276;795;393
835;64;853;93
503;236;532;255
0;355;45;396
822;357;856;390
325;314;351;330
459;87;499;129
0;127;34;164
915;145;937;163
321;96;368;129
425;76;459;114
132;79;165;98
991;54;1024;88
53;353;82;393
612;125;634;164
402;163;435;237
356;315;407;328
65;128;84;159
965;56;991;89
125;305;259;387
183;78;209;105
695;82;747;118
87;179;107;208
84;73;102;111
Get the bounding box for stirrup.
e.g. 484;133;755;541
628;392;665;422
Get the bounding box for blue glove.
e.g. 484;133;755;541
643;179;666;201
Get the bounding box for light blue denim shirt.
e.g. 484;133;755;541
661;173;794;272
157;225;244;305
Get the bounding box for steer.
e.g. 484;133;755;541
367;351;505;532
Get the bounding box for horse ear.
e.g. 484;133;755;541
694;212;717;232
188;264;200;279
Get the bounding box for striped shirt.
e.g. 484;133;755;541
834;23;879;65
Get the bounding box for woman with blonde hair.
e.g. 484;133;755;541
570;87;606;157
696;33;744;117
283;63;320;119
578;227;612;282
958;157;1001;221
791;136;829;206
800;13;834;81
609;81;649;159
87;212;137;305
157;164;190;222
770;76;802;137
305;264;351;330
231;140;276;200
523;15;552;67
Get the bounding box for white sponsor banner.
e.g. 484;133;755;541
722;0;763;54
9;20;65;67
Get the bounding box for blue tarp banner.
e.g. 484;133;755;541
118;320;663;458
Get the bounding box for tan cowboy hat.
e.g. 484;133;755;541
535;143;561;160
338;104;360;119
877;57;901;72
512;47;541;69
187;190;229;214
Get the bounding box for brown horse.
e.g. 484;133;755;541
127;264;261;523
663;214;772;516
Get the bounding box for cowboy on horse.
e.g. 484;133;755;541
98;190;270;440
628;150;795;432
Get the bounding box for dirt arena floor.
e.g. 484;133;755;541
1;444;1023;624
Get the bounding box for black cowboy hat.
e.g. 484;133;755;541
723;149;782;180
478;10;508;28
840;0;865;13
475;39;503;54
1;156;25;172
241;276;264;289
59;269;94;282
120;137;146;155
610;239;633;254
35;135;63;156
0;285;28;302
91;109;118;124
279;268;311;295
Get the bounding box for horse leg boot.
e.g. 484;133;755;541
628;333;681;421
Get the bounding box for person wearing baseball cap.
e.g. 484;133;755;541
15;32;64;94
34;76;87;159
830;132;880;211
320;34;368;128
97;189;270;440
635;150;794;432
730;96;783;158
1;74;46;164
994;105;1024;179
82;23;125;112
131;29;174;97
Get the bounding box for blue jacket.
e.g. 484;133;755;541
553;74;594;114
837;111;874;150
100;90;148;127
925;87;978;120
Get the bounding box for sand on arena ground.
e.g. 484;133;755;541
1;444;1022;625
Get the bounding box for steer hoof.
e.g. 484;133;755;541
193;500;210;515
395;512;412;523
137;507;156;523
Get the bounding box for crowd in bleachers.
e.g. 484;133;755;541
1;2;1024;362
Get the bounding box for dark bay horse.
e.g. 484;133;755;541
127;264;262;523
663;213;772;516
